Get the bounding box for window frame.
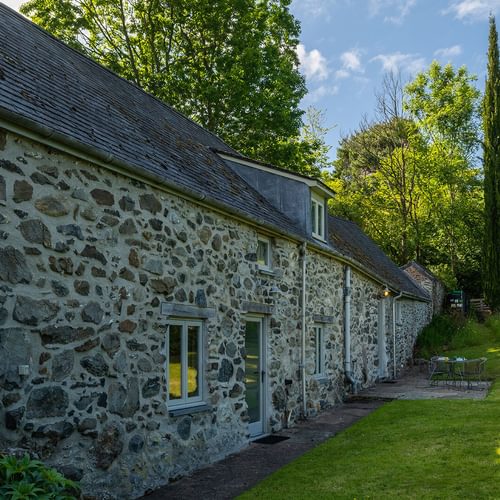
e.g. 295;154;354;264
313;324;325;378
256;235;272;271
166;319;204;409
311;193;325;241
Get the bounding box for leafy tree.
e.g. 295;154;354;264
483;16;500;310
21;0;308;170
329;67;483;293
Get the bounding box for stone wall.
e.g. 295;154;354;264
0;129;430;498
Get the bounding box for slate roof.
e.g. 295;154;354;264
328;216;429;299
0;4;301;238
0;5;428;300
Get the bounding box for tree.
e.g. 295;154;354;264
21;0;308;170
483;16;500;310
329;67;483;293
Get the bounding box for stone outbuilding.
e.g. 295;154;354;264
402;261;445;318
0;5;430;498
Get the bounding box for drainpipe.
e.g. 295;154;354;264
300;242;307;419
343;265;357;393
392;292;403;379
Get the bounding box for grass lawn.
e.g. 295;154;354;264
240;316;500;499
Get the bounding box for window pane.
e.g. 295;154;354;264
169;324;182;400
257;240;268;266
318;203;324;237
187;325;200;397
311;200;317;233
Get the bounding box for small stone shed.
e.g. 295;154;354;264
0;5;430;498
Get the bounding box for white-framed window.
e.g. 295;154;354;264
311;193;325;240
313;325;325;377
256;236;271;270
167;319;203;408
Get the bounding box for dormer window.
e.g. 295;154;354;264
257;236;271;270
311;193;325;240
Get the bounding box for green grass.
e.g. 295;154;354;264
240;315;500;499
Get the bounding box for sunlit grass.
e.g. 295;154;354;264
240;315;500;499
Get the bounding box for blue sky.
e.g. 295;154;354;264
3;0;498;158
291;0;497;158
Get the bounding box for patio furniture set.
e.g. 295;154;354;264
428;356;487;389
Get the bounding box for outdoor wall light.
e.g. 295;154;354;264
383;285;391;297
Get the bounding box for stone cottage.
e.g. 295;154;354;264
0;5;430;498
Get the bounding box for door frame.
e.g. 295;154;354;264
244;315;267;437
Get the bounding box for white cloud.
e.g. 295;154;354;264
335;69;350;79
304;85;340;104
340;50;363;72
434;45;463;58
369;0;417;24
444;0;500;21
296;43;329;81
371;52;426;74
291;0;333;18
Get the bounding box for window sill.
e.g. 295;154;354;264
168;402;211;417
258;267;276;276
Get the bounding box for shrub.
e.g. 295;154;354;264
0;453;80;500
415;314;459;358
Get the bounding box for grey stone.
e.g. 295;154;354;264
81;207;97;221
57;465;83;482
226;342;237;358
5;406;25;430
74;280;90;296
119;195;135;211
119;319;137;333
91;188;114;206
57;224;84;240
141;377;160;398
13;180;33;202
174;288;187;302
126;339;146;351
81;301;104;324
113;351;128;373
229;384;243;398
0;159;24;175
51;280;69;297
80;353;109;377
94;423;123;469
108;378;139;417
236;367;245;382
13;296;59;326
129;434;144;453
198;226;211;244
52;350;74;381
211;234;222;251
177;417;191;440
119;267;135;281
137;358;152;372
119;218;137;235
195;289;207;308
272;386;286;411
101;333;120;356
30;172;53;185
139;193;162;214
71;188;88;201
39;326;94;345
217;359;233;382
34;196;69;216
143;258;163;275
0;177;4;203
0;328;31;389
150;277;176;295
80;245;107;265
32;421;74;441
19;219;51;247
0;246;32;284
37;165;59;178
0;307;7;325
77;418;97;433
26;386;68;418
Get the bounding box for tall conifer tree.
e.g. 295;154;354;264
483;16;500;310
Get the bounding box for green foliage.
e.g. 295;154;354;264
0;454;79;500
482;17;500;311
20;0;317;172
329;64;482;293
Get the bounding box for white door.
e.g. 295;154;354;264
378;299;388;378
245;317;265;437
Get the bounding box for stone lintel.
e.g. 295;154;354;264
160;303;216;319
313;314;335;324
242;302;274;315
168;403;212;417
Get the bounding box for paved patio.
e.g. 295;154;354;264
141;371;490;500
